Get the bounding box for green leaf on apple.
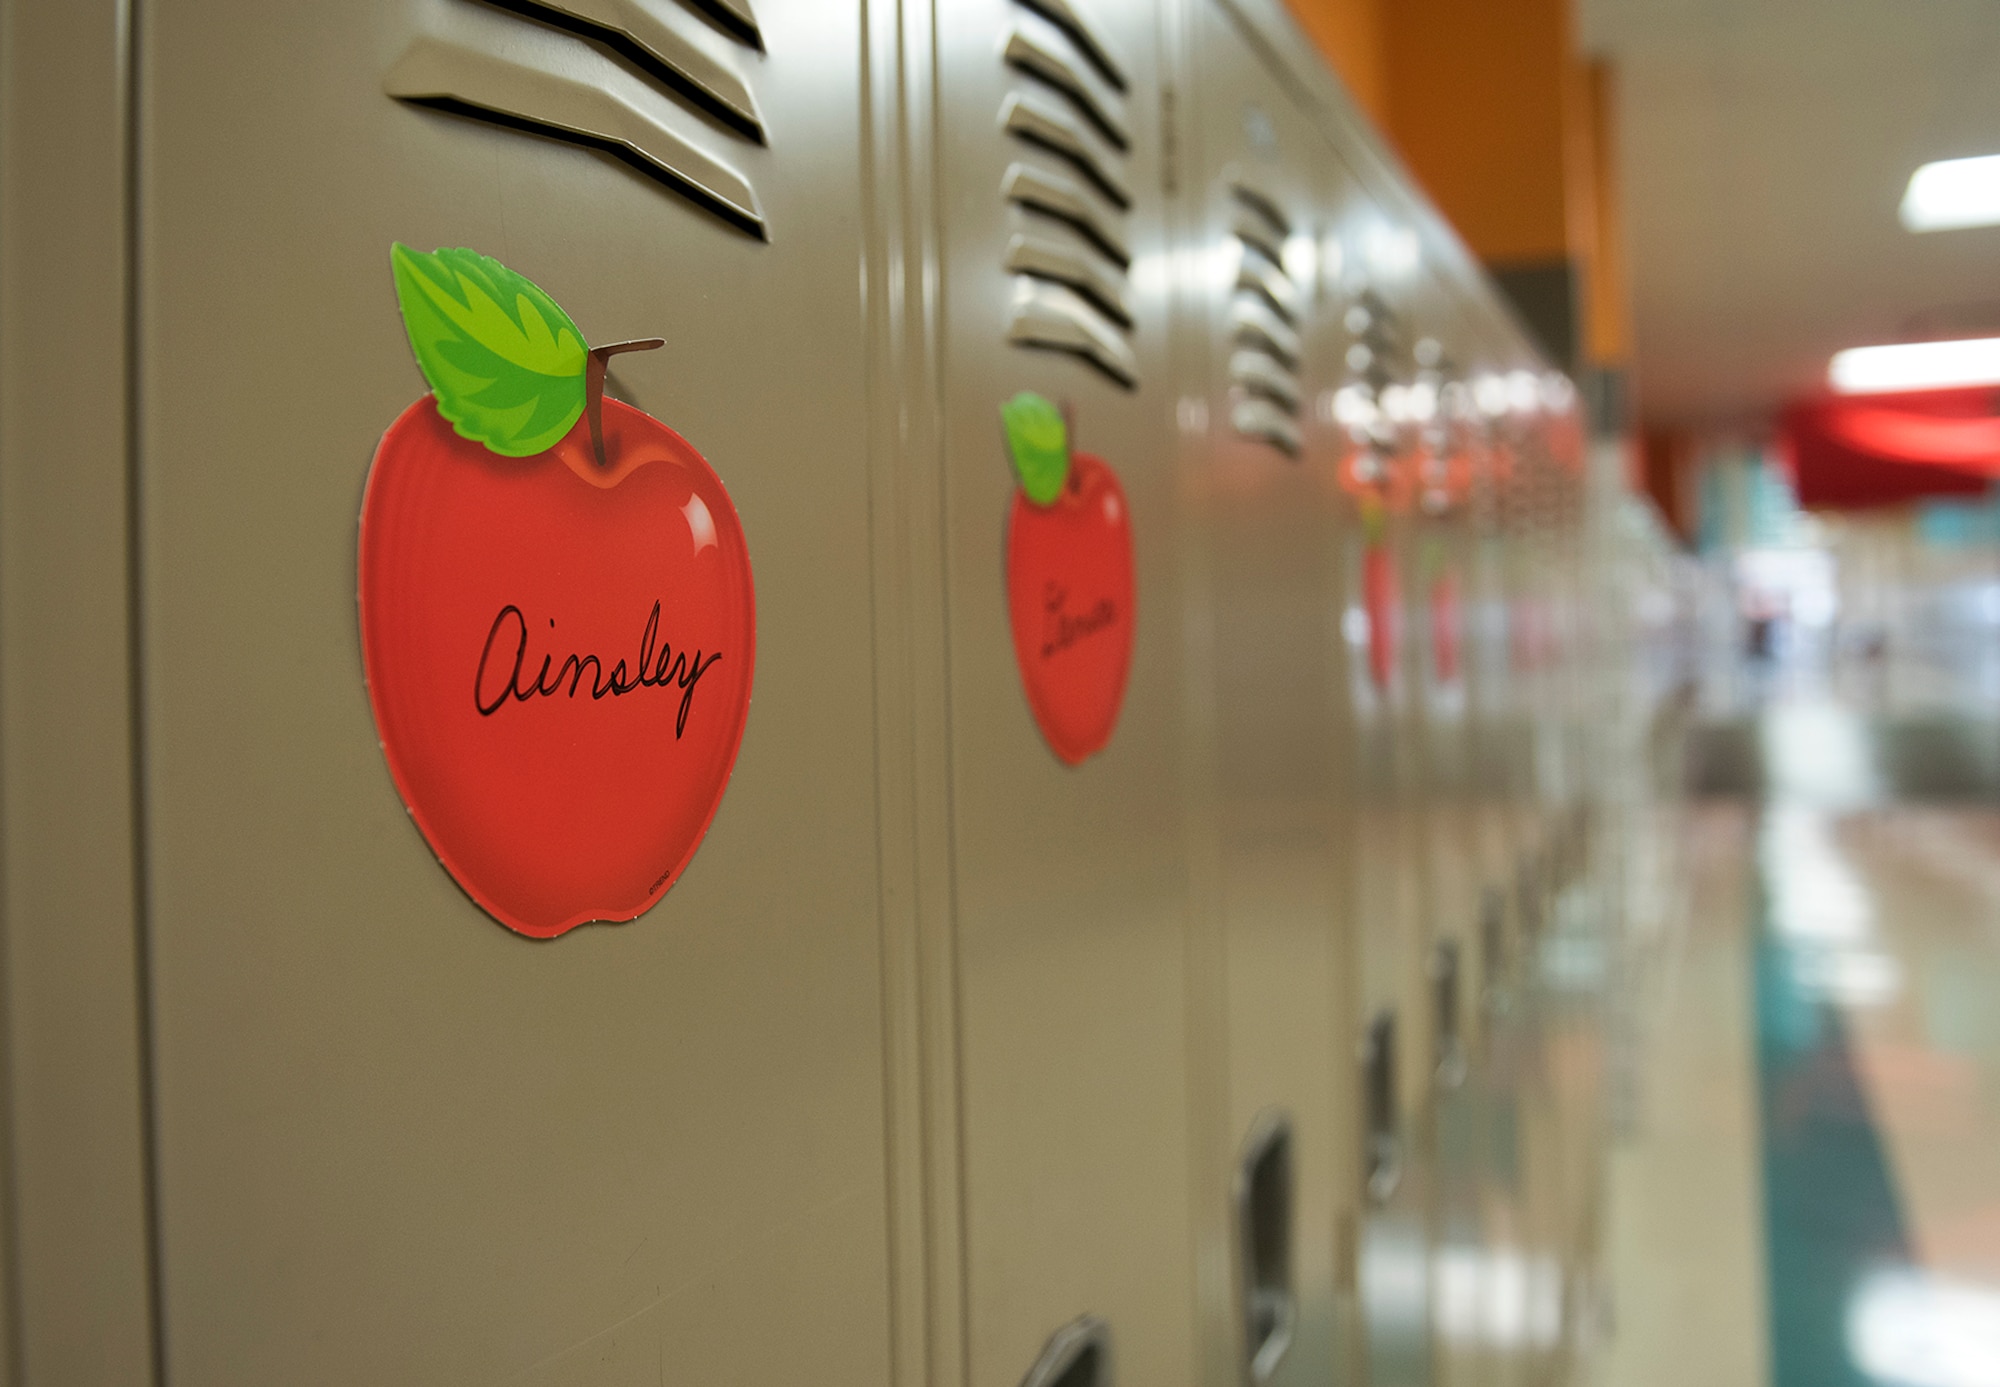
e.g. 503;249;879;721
1000;391;1070;506
390;244;590;458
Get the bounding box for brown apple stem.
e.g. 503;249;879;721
586;339;667;468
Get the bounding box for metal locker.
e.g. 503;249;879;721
1180;6;1355;1384
131;2;898;1381
927;3;1202;1386
1313;207;1436;1387
1407;366;1485;1387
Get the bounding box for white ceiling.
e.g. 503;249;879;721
1581;0;2000;429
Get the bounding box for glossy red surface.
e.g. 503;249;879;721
1363;540;1399;692
1430;567;1461;686
1004;452;1136;766
1783;387;2000;509
359;397;755;938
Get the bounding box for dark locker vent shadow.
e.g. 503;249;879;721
999;0;1139;389
385;7;767;242
1016;0;1126;93
1226;182;1303;458
682;0;762;52
470;0;768;144
1004;26;1129;153
397;95;767;242
1011;335;1137;391
1003;92;1132;210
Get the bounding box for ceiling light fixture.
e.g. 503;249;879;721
1900;154;2000;232
1828;337;2000;393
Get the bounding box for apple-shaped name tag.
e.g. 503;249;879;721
1000;393;1136;766
1428;561;1461;686
1359;500;1399;694
359;245;755;939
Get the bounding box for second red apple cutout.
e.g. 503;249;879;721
1000;393;1136;766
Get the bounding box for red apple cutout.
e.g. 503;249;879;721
1362;535;1399;693
1000;393;1136;766
1428;565;1461;685
360;245;755;938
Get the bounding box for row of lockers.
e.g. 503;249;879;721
0;0;1637;1384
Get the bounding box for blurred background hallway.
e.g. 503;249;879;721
1603;575;2000;1386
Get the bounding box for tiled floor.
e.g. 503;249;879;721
1601;702;2000;1387
1600;803;1769;1387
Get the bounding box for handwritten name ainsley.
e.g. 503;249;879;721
474;601;722;738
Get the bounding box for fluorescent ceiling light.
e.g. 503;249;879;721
1828;337;2000;393
1901;154;2000;232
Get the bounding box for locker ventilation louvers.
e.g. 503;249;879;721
1227;184;1303;458
1000;0;1139;389
386;0;768;240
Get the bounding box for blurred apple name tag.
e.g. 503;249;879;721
998;392;1136;766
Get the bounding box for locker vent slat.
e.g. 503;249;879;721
1001;93;1131;210
1231;399;1302;459
1227;184;1303;455
999;0;1138;390
684;0;761;52
1008;281;1140;389
1230;297;1300;367
473;0;765;142
1003;163;1131;267
1005;232;1133;327
1003;22;1130;153
387;0;766;238
1236;243;1299;324
1229;349;1300;410
1015;0;1127;93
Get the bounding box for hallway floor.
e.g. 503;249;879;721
1601;700;2000;1387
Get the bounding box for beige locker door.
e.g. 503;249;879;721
1311;189;1436;1387
1393;289;1505;1387
1185;6;1359;1383
136;3;896;1383
928;4;1200;1387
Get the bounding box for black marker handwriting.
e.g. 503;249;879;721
1040;581;1118;659
474;601;723;738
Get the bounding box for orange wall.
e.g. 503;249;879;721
1380;0;1573;264
1580;60;1631;366
1284;0;1388;126
1287;0;1633;377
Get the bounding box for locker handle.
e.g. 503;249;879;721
1432;940;1466;1089
1021;1315;1111;1387
1363;1012;1401;1204
1479;886;1508;1023
1234;1111;1296;1384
